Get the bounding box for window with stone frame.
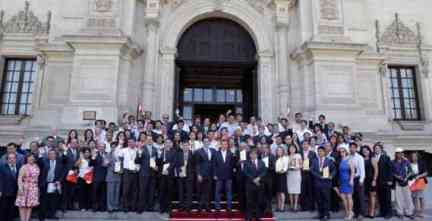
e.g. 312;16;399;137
0;58;37;115
388;66;421;121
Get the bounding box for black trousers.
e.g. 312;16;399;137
178;177;193;210
78;178;92;210
1;195;17;221
316;185;331;218
138;175;156;211
353;178;365;217
39;191;60;219
236;172;247;212
121;171;138;211
245;182;264;221
377;182;392;217
159;175;174;212
198;177;212;210
263;177;273;212
300;171;315;211
63;182;78;210
92;181;106;211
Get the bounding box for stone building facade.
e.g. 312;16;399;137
0;0;431;153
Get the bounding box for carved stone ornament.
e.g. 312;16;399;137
320;0;339;20
2;1;51;34
95;0;113;12
381;13;417;45
161;0;275;13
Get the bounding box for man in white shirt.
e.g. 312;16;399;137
348;142;366;219
119;138;139;212
219;115;240;136
294;120;312;143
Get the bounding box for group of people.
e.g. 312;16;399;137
0;110;429;221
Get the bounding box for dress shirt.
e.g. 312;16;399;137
47;160;56;182
119;147;138;171
349;152;365;183
221;150;227;163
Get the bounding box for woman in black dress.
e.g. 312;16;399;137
275;146;288;212
361;145;378;218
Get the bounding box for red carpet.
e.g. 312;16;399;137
170;209;275;221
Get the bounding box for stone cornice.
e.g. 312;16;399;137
63;34;143;59
290;40;369;61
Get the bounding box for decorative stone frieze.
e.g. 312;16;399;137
1;1;51;35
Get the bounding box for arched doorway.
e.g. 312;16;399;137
175;18;258;122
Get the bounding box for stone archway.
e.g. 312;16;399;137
157;0;276;121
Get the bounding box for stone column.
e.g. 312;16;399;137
258;51;275;122
158;47;177;119
142;19;159;113
276;23;290;114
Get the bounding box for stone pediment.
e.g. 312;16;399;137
381;13;417;45
1;1;51;35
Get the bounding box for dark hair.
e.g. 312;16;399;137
84;129;94;141
67;129;79;144
7;142;17;148
319;114;326;120
360;145;373;158
25;153;35;164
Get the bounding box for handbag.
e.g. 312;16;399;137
410;178;427;192
83;168;94;184
66;170;78;184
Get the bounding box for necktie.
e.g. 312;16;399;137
320;158;324;170
48;160;55;182
11;165;16;178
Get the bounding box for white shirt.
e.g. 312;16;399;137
294;127;312;143
349;152;366;183
219;122;240;136
411;163;419;174
119;147;138;171
78;159;90;178
221;150;227;163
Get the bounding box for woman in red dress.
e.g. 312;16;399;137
15;153;40;221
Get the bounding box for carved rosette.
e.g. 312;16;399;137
2;1;51;35
381;14;417;45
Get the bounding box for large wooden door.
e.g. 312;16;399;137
176;18;257;122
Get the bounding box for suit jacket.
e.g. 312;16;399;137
377;154;393;184
243;159;267;187
105;150;122;183
212;150;235;180
89;152;108;183
195;148;216;178
157;148;177;177
39;158;65;188
259;153;276;181
0;163;21;196
177;149;194;179
135;144;158;177
310;156;337;188
64;148;80;171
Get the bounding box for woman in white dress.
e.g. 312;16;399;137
287;144;303;211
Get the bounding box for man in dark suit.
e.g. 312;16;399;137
373;143;393;219
234;142;249;212
135;136;158;212
310;146;337;221
244;149;267;221
299;140;318;211
195;137;216;212
0;153;21;221
213;140;235;211
63;139;80;210
176;142;194;212
157;139;177;213
89;143;108;211
259;143;276;213
39;149;65;220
